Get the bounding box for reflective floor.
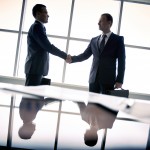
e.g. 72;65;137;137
0;89;149;150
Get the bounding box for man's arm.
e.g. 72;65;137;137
33;23;67;60
115;36;126;86
66;43;92;63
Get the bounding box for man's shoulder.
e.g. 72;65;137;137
33;21;43;28
28;21;43;32
110;33;124;44
111;33;124;39
91;35;99;41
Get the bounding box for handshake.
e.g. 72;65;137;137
65;54;72;63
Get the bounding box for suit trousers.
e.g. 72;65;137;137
25;74;43;86
89;70;114;94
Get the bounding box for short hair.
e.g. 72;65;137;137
32;4;46;18
102;13;113;25
84;130;98;147
18;123;35;140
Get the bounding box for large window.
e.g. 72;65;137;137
23;0;71;36
123;47;150;94
120;2;150;47
0;0;22;30
0;0;150;95
70;0;120;39
0;0;22;76
0;32;18;76
65;40;92;86
120;2;150;93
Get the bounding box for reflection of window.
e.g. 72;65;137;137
70;0;120;39
123;47;150;94
120;2;150;47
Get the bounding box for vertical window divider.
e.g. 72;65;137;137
62;0;75;83
117;0;124;35
13;0;27;77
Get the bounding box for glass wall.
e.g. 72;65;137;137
120;2;150;93
0;0;22;76
70;0;120;39
0;0;150;94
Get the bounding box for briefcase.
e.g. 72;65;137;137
41;78;51;85
108;88;129;98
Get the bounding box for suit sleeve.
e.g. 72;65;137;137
32;24;67;60
71;43;92;63
116;36;126;83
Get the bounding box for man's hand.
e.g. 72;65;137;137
66;54;72;63
114;82;122;89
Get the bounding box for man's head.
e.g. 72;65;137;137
32;4;49;23
84;129;98;147
18;123;36;140
98;13;113;33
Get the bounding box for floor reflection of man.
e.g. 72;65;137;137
78;102;118;147
18;96;45;139
18;96;60;139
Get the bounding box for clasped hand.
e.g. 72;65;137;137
66;54;72;63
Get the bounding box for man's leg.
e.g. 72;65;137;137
25;74;42;86
89;71;102;93
101;84;114;95
89;80;101;93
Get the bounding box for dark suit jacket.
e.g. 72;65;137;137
25;20;67;76
78;103;118;129
72;33;126;84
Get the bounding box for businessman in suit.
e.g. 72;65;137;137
67;13;126;94
77;102;118;146
25;4;68;86
18;96;44;139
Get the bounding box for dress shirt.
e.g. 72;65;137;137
99;31;112;45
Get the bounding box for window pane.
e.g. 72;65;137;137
71;0;120;39
47;38;67;83
17;35;67;83
0;0;22;30
120;2;150;47
17;34;27;78
0;108;10;147
65;40;92;86
23;0;71;36
0;32;18;76
105;120;149;149
123;47;150;94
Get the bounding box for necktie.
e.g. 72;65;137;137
43;26;46;33
99;35;107;53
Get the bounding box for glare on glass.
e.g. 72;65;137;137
23;0;71;36
0;32;18;76
65;40;92;86
120;2;150;47
123;47;150;94
70;0;120;39
0;0;22;30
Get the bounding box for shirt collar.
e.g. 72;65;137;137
101;31;112;38
36;20;45;28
